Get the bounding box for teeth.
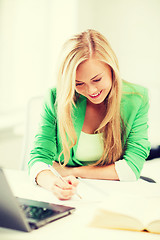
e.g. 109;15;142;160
91;91;101;97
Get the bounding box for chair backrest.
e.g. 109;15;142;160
148;86;160;147
21;96;44;171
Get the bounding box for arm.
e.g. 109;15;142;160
72;163;119;180
50;161;119;180
122;88;151;179
49;159;137;181
28;89;79;200
28;89;58;173
50;158;138;181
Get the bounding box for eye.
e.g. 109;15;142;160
93;78;102;82
75;82;84;87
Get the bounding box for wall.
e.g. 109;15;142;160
0;0;159;169
0;0;78;112
0;0;78;169
77;0;160;145
77;0;160;86
0;130;22;169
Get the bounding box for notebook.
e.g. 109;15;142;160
0;168;75;232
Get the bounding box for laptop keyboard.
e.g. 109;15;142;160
21;204;59;220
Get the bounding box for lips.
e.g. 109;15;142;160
89;90;102;99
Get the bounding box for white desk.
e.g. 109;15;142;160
0;167;160;240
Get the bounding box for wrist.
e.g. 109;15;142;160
36;169;57;191
72;166;80;178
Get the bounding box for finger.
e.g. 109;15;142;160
64;175;79;187
52;185;76;200
54;177;73;190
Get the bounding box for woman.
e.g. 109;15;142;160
28;29;150;200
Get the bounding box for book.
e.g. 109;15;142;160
89;194;160;234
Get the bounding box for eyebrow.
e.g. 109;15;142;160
76;73;103;82
90;73;103;80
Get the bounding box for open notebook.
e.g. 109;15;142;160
89;194;160;234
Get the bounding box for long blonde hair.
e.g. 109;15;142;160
56;29;123;166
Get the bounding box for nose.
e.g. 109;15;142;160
86;84;97;95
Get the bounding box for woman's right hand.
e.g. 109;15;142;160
36;170;79;200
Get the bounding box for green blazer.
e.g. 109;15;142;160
29;81;150;179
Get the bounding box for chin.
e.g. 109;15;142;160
89;98;104;105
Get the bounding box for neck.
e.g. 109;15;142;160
87;99;106;111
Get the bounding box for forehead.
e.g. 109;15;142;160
76;58;109;81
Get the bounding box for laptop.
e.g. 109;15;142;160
0;168;75;232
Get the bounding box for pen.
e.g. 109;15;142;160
48;165;82;199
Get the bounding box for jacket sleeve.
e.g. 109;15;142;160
122;88;151;179
28;89;58;174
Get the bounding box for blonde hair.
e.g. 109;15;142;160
56;29;123;166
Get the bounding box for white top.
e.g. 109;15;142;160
30;132;136;183
75;131;104;162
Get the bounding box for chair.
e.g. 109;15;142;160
21;95;44;171
148;86;160;147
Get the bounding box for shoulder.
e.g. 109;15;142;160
44;87;57;103
122;80;148;95
42;87;57;116
121;81;149;120
46;87;57;101
121;80;149;106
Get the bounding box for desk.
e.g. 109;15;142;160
0;168;160;240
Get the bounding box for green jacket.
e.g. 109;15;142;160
29;81;150;179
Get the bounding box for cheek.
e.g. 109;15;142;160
75;87;84;94
103;78;112;90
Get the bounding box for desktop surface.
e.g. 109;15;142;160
0;167;160;240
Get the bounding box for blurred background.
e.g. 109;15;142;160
0;0;160;170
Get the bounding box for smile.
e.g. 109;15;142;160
89;90;102;98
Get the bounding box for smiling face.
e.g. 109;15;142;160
75;58;112;105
